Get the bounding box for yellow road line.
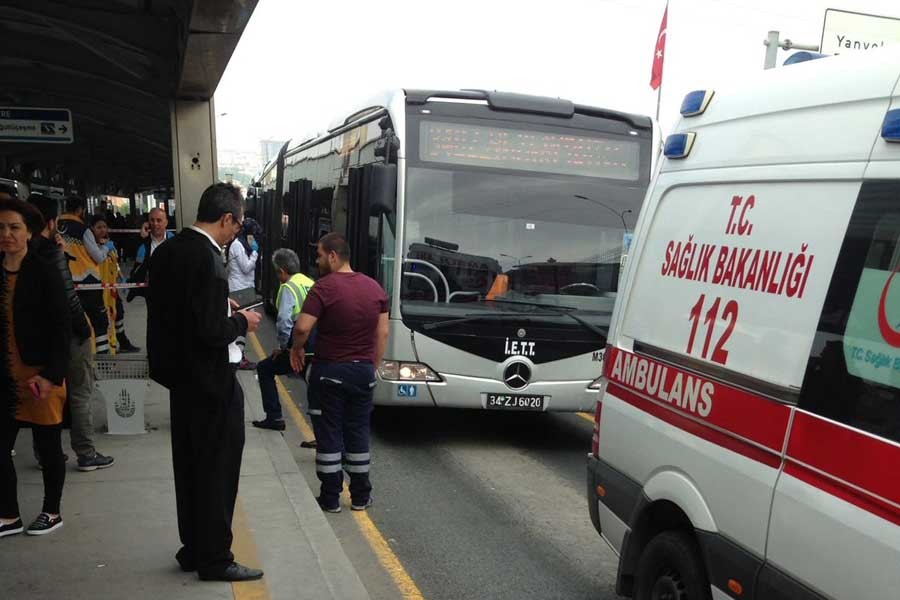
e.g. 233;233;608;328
247;332;425;600
231;497;271;600
577;412;595;424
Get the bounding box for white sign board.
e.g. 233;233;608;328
821;9;900;55
0;107;73;144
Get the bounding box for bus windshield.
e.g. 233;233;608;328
401;119;650;326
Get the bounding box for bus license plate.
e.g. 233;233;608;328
484;393;545;411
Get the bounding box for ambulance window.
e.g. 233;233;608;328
799;181;900;444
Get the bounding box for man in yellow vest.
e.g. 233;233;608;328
252;248;315;431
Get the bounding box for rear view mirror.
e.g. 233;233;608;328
369;163;397;216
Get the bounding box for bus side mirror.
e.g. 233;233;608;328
369;163;397;216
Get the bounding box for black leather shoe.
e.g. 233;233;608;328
175;547;196;572
198;562;264;582
252;418;286;431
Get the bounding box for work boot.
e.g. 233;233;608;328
117;333;140;353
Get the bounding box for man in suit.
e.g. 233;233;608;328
147;183;263;582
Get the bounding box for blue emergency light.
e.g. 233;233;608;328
663;133;696;159
882;109;900;142
680;90;714;117
783;51;828;66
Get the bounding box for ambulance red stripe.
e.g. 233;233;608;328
605;347;791;453
785;411;900;522
606;382;782;468
603;347;900;526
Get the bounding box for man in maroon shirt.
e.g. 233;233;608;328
290;233;389;512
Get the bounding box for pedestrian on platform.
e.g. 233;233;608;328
0;197;71;537
58;196;110;354
28;195;114;472
227;218;261;370
128;207;172;302
290;233;389;513
88;215;139;353
147;182;263;582
252;248;315;431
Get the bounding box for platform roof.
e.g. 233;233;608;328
0;0;256;195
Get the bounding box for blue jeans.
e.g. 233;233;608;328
255;351;293;421
308;362;375;507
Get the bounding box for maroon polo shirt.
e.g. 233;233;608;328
301;271;389;364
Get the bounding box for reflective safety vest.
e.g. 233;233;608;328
277;272;315;319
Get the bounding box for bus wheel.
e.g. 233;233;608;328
634;530;711;600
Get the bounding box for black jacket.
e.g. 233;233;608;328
147;228;248;399
0;251;72;411
32;235;92;340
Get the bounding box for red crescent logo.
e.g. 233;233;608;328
877;265;900;347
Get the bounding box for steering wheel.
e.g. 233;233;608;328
560;282;602;296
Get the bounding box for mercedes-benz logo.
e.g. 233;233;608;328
503;361;531;390
517;328;527;339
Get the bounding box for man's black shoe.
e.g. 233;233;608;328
252;418;285;431
116;334;140;353
198;562;264;582
175;547;196;572
299;440;318;449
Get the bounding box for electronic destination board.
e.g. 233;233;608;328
419;121;641;181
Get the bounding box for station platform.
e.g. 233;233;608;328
2;296;370;600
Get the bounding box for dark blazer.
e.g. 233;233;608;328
0;250;72;386
32;235;92;340
147;228;248;400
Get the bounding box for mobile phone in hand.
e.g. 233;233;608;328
29;381;41;399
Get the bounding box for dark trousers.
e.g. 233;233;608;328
1;421;66;517
79;289;109;353
309;362;375;507
170;371;245;573
256;351;294;421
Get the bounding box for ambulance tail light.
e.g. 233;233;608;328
663;132;696;159
679;90;714;117
882;109;900;142
591;401;603;457
379;360;442;382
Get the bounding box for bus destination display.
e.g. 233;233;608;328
419;121;640;181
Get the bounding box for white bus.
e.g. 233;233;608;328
252;89;657;412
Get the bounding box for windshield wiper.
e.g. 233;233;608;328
422;312;550;332
421;307;608;339
490;299;610;338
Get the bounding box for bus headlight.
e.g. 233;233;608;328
379;360;442;382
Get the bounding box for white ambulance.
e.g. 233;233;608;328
587;50;900;600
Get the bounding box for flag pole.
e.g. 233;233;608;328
655;80;662;123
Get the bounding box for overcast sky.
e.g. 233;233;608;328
214;0;900;160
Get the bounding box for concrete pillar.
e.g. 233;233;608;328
170;99;218;231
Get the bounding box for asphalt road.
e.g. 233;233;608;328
252;322;620;600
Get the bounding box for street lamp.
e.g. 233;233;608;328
574;194;632;232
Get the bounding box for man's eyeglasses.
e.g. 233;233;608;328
228;212;243;229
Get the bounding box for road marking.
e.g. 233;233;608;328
231;497;270;600
577;412;595;424
248;332;425;600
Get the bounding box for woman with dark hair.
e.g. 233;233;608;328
0;197;71;538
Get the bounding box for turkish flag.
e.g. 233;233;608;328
650;3;667;90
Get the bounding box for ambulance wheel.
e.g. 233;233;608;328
634;530;711;600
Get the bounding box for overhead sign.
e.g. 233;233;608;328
821;9;900;55
0;107;73;144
